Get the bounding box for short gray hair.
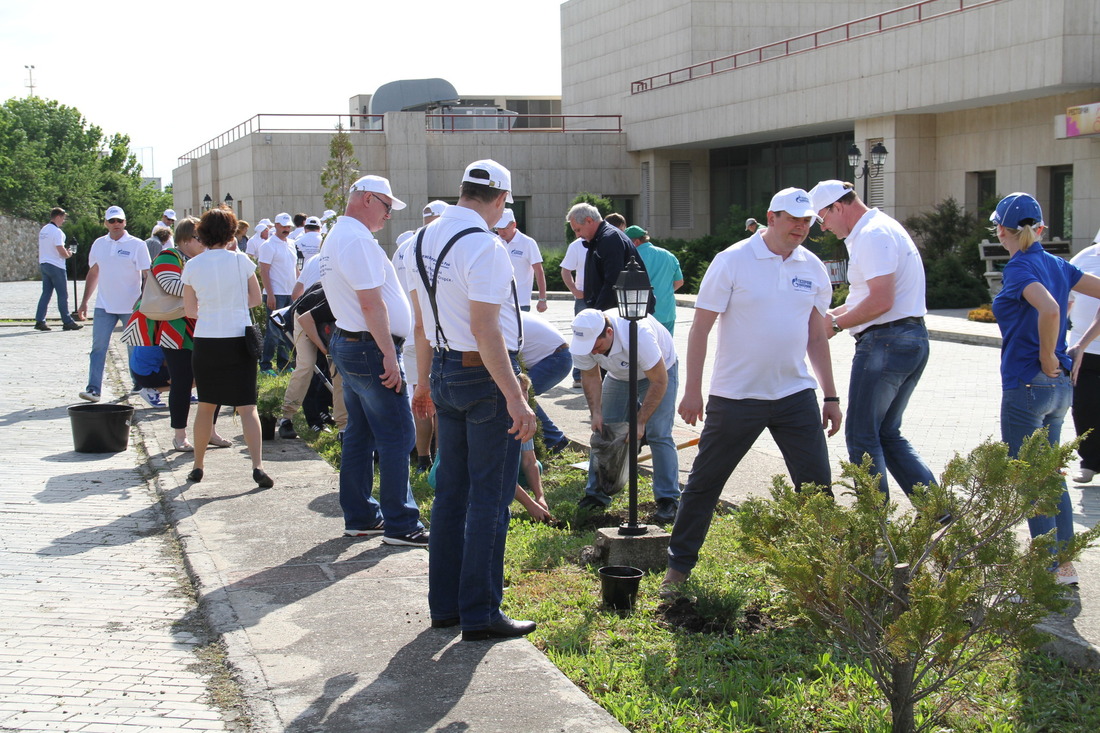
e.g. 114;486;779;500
567;203;601;225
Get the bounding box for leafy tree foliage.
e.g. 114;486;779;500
736;433;1099;733
320;123;359;216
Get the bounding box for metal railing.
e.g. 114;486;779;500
631;0;1006;94
178;114;384;165
426;114;622;133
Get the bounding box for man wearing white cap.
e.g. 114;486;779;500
245;219;271;257
495;209;546;313
661;188;841;595
321;175;427;548
258;212;299;373
158;209;177;248
407;159;537;641
809;179;934;500
319;209;337;235
77;206;152;402
570;307;680;522
295;216;323;260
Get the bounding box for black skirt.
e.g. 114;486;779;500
191;336;258;407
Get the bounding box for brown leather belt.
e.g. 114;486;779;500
335;328;405;349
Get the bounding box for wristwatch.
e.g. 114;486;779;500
831;317;843;334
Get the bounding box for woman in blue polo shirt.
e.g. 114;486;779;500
991;192;1100;586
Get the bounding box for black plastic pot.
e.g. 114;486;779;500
68;403;134;453
598;565;644;611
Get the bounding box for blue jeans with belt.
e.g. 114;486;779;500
527;345;573;447
260;295;292;371
37;263;74;324
846;320;936;499
427;350;522;631
1001;370;1075;548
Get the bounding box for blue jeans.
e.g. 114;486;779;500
87;309;127;393
37;263;73;324
1001;371;1074;548
585;362;680;505
428;350;523;630
330;333;422;537
846;321;935;499
260;295;292;371
527;345;573;447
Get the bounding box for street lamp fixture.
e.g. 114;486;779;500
224;193;233;208
848;142;889;202
202;194;212;212
613;257;654;537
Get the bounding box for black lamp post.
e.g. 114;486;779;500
613;257;653;537
224;193;233;208
201;193;212;212
848;142;888;202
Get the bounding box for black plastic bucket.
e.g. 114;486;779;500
598;565;644;611
68;403;135;453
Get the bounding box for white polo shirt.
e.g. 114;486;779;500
573;311;676;382
843;208;927;334
319;216;412;339
405;205;520;353
1070;243;1100;356
504;230;543;308
561;237;586;292
244;232;267;257
295;231;323;259
258;236;297;296
39;222;66;269
519;311;567;366
88;233;151;314
296;253;321;290
695;235;830;401
391;234;416;299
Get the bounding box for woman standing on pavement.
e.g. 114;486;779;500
991;193;1100;585
123;217;232;452
181;207;273;488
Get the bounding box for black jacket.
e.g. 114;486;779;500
582;221;654;313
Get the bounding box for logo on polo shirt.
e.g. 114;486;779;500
791;276;813;292
619;360;629;369
117;249;132;257
511;249;524;257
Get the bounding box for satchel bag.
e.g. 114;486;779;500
138;251;186;321
244;323;262;360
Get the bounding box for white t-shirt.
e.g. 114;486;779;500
561;237;586;292
391;234;416;299
573;311;676;382
405;205;521;353
695;235;830;401
88;233;151;314
843;208;927;334
519;311;567;366
39;222;66;269
504;230;543;308
181;248;254;338
297;254;321;290
258;236;297;296
1070;243;1100;356
289;227;304;242
295;231;323;259
319;216;412;339
244;232;267;257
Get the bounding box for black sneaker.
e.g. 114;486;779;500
62;321;83;331
382;528;429;547
653;498;678;524
277;418;298;439
34;321;51;331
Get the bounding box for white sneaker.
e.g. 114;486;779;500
78;389;100;403
1071;466;1095;484
140;388;164;407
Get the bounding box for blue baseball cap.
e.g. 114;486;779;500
990;192;1044;229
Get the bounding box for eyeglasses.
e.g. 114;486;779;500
370;194;392;215
107;218;124;224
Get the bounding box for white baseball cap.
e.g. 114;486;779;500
570;309;609;356
396;230;416;248
350;175;407;210
808;180;854;213
495;209;516;229
768;188;818;220
163;209;177;220
105;206;126;221
321;209;337;221
259;218;273;227
253;222;270;235
462;159;513;203
422;200;448;218
274;212;294;226
305;216;321;227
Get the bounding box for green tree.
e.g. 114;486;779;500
320;123;359;215
736;433;1099;733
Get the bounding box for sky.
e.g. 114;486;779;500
0;0;565;187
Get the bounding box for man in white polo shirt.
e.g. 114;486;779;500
810;179;934;500
35;206;81;332
258;212;298;373
294;216;323;260
571;307;680;522
495;208;546;312
662;187;842;593
321;175;426;548
77;205;151;402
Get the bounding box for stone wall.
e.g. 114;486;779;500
0;214;42;282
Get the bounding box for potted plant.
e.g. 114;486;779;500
256;371;290;440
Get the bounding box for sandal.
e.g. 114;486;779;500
208;435;232;448
173;437;194;452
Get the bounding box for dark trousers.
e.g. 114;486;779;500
667;389;832;575
163;348;194;430
1073;352;1100;471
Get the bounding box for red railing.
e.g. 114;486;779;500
631;0;1005;94
426;114;622;133
178;114;384;165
